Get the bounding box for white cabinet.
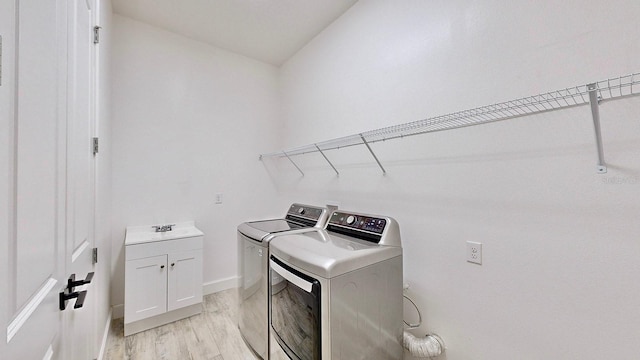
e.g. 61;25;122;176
124;255;168;323
167;249;203;311
124;222;203;336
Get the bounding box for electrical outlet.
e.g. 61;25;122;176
215;193;223;204
467;241;482;265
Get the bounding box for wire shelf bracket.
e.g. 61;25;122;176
260;72;639;176
587;83;607;173
314;144;339;176
360;134;386;175
283;151;304;176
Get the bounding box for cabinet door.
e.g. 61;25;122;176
167;250;203;312
125;255;168;323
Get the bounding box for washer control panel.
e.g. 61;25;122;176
329;211;387;235
286;204;325;221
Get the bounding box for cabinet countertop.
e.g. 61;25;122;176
125;221;204;246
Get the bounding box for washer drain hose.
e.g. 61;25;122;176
403;331;444;358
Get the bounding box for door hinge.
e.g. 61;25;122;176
92;247;98;264
93;137;99;155
93;26;101;44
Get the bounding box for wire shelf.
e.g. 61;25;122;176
260;72;640;175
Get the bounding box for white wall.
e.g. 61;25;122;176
110;15;283;311
276;1;640;359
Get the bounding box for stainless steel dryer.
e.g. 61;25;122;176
269;211;403;360
238;204;329;360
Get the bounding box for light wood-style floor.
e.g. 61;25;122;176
104;288;287;360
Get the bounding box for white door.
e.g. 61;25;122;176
0;0;13;351
64;0;97;359
1;1;98;359
1;1;68;359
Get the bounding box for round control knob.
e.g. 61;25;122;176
346;215;356;225
297;208;305;215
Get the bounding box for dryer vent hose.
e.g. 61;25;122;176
403;331;444;358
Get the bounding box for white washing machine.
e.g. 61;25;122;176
238;204;330;359
269;210;403;360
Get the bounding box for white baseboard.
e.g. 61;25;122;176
111;277;238;320
96;309;112;360
203;276;239;295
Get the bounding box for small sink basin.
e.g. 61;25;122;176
125;221;203;245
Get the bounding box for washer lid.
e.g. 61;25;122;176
238;203;330;242
238;219;305;241
248;219;305;233
269;229;402;278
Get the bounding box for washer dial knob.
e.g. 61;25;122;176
298;208;305;215
346;215;356;225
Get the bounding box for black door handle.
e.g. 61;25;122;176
59;290;88;310
67;272;94;291
74;290;88;309
60;272;94;311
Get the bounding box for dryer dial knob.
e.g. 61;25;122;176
298;208;305;215
346;215;356;225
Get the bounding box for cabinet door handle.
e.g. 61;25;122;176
171;263;175;267
160;265;165;269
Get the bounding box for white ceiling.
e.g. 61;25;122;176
112;0;358;66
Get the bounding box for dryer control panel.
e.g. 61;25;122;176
327;212;389;244
330;212;387;234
